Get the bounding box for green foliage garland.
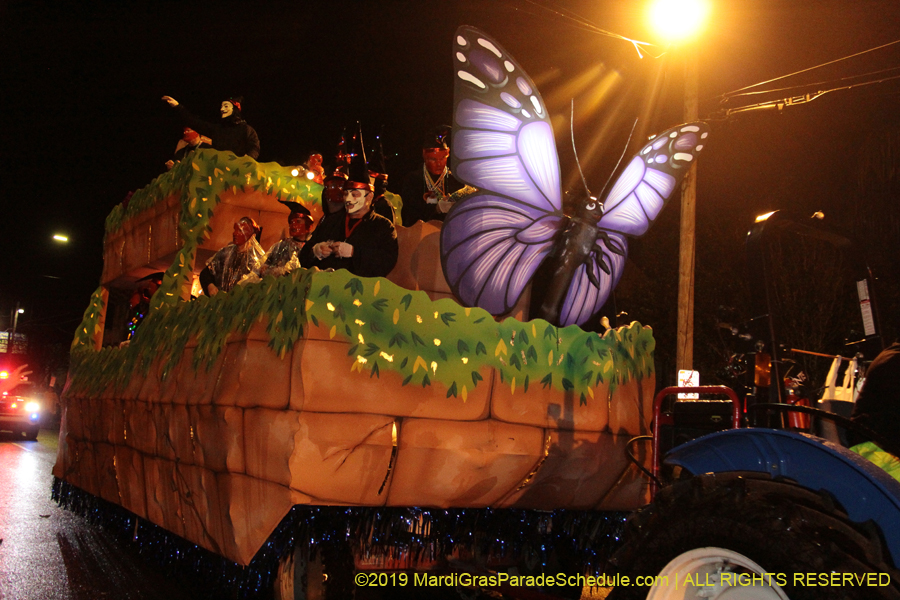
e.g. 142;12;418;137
69;266;654;403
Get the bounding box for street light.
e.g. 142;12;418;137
10;304;24;353
648;0;708;374
648;0;709;43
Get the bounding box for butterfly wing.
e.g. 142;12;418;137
557;123;710;327
440;25;565;316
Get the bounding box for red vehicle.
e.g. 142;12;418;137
0;374;43;440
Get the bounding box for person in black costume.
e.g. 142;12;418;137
299;129;397;278
162;95;260;159
400;127;464;225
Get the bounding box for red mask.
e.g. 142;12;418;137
423;148;449;176
323;179;345;204
289;214;311;240
233;220;256;246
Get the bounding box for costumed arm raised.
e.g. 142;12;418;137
162;95;217;139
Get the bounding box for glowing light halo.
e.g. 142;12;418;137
648;0;709;42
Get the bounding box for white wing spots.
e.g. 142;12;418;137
477;37;503;58
457;35;468;46
654;154;668;164
680;125;700;132
458;70;486;89
696;144;704;151
516;77;532;95
701;132;709;139
456;52;467;63
501;92;521;109
504;60;515;72
521;109;532;118
673;152;694;162
641;146;651;155
652;136;668;150
669;131;678;138
530;95;543;115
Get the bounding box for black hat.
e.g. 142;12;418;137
423;125;451;150
344;123;373;192
280;200;313;220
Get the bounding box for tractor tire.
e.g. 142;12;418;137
608;472;900;600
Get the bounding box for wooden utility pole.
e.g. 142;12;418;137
676;49;699;372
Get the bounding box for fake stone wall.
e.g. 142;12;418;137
57;151;656;567
57;278;654;565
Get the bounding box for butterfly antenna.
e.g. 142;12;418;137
596;118;639;202
570;100;592;197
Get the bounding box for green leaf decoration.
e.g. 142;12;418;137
440;312;456;326
402;374;413;386
389;332;408;348
471;371;483;385
457;340;470;354
370;362;380;379
524;375;530;393
446;382;458;398
438;348;448;361
344;278;363;296
580;392;587;406
318;285;330;298
411;331;426;347
541;373;553;389
562;378;574;391
400;294;412;310
371;298;389;312
475;341;487;355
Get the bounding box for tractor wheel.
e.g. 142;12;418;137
608;472;900;600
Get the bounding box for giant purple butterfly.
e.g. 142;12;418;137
440;26;710;328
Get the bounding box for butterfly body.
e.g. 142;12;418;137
441;26;709;328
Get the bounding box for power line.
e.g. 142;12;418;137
716;38;900;103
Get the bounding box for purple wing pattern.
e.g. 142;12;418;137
558;232;628;327
440;25;711;327
440;26;563;316
598;124;710;237
555;123;710;326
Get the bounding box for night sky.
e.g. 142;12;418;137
3;0;899;368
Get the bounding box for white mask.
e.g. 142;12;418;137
220;101;233;118
344;189;371;216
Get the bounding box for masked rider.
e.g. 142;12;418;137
199;217;266;295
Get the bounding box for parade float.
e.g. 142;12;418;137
53;145;655;569
50;25;718;598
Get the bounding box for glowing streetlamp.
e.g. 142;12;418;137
648;0;709;43
648;0;708;373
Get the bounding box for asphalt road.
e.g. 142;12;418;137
0;428;198;600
